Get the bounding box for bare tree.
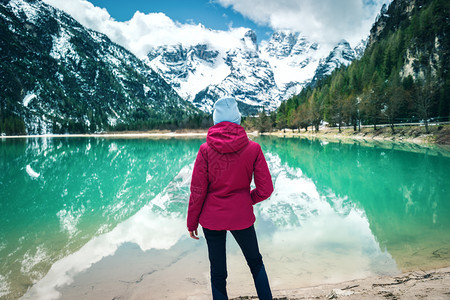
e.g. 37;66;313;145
257;109;272;133
382;85;405;134
415;79;437;134
360;87;383;130
331;97;344;132
292;104;310;132
342;95;359;132
308;92;324;132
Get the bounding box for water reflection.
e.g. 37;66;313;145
22;163;194;299
2;137;450;299
255;152;398;290
257;136;450;271
0;137;203;299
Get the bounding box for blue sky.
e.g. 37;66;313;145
87;0;274;42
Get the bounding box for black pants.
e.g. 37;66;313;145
202;225;272;300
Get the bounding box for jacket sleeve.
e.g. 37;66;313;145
250;145;273;205
187;146;208;231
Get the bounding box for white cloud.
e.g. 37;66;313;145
43;0;249;58
215;0;392;47
43;0;391;57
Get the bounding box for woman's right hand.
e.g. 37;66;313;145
189;230;199;240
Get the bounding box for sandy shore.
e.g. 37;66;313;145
52;237;449;300
57;258;450;300
257;266;450;300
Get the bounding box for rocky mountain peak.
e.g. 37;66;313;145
354;38;369;58
241;30;257;52
333;40;356;61
368;0;416;47
261;31;300;59
309;39;356;86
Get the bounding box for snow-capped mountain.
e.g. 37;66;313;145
309;40;359;86
146;30;281;115
146;30;364;115
0;0;198;135
146;43;228;106
259;31;323;98
354;38;369;59
190;30;281;115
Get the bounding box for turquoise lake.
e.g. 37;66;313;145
1;136;449;299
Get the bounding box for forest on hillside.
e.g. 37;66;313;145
244;0;449;134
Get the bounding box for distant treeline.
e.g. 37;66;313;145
110;114;213;132
0;115;26;135
244;0;449;134
0;112;212;136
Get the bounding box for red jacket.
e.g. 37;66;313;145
187;122;273;231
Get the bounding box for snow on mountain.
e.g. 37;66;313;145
145;29;364;115
354;38;369;59
145;43;230;109
144;30;278;115
259;31;325;98
310;40;358;86
22;93;37;107
191;30;281;115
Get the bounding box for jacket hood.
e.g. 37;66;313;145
207;122;249;154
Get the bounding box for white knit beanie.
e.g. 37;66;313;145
213;97;241;125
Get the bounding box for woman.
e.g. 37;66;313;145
187;96;273;300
